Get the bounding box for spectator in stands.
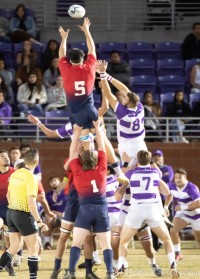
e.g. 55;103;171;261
142;90;162;142
42;176;68;250
42;39;59;71
167;90;191;143
9;4;38;44
0;15;11;42
182;22;200;60
0;74;14;105
0;90;12;138
9;146;21;168
0;59;13;87
17;72;47;117
16;40;38;68
43;57;60;88
190;61;200;93
107;50;131;92
44;75;67;112
15;58;42;87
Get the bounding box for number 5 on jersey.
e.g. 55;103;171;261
75;81;86;96
91;179;99;193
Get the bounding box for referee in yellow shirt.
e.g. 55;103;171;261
0;148;48;279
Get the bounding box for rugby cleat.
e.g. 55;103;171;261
63;269;76;279
4;265;16;276
85;271;100;279
114;265;125;278
106;272;116;279
151;264;163;277
50;268;61;279
170;262;179;279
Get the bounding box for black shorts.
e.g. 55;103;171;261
7;209;38;236
75;204;110;233
0;210;8;226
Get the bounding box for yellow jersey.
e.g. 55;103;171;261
8;168;38;212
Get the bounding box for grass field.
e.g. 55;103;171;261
1;243;200;279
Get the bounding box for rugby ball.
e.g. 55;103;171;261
68;5;85;19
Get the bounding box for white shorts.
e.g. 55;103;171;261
125;203;164;229
115;210;127;227
108;212;120;229
118;139;147;166
175;211;200;231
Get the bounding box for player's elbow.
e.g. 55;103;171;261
114;191;123;201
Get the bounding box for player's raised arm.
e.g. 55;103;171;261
98;60;117;110
78;17;96;57
69;124;82;161
93;118;105;152
58;26;70;58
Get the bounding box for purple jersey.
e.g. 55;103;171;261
106;175;122;213
160;165;174;184
125;166;161;208
114;102;145;143
46;189;68;213
168;181;200;220
56;121;73;139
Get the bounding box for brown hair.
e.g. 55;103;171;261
80;150;98;171
24;148;39;165
137;150;151;165
127;92;140;107
174;168;187;177
0;149;8;155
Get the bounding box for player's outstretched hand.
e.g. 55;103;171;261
27;114;39;125
59;26;70;39
78;17;91;33
97;60;108;73
93;118;102;130
73;124;82;134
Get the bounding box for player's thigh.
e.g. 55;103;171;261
96;231;112;250
62;197;79;227
172;216;189;234
151;224;171;243
193;230;200;242
72;227;90;247
120;224;137;245
74;204;94;231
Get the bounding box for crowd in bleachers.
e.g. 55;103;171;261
1;4;200;142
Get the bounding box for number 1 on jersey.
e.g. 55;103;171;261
91;179;99;193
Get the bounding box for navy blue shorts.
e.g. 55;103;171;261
0;210;8;226
69;105;98;129
62;194;79;223
75;204;110;233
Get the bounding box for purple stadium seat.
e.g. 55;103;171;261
45;109;69;125
127;42;154;59
129;59;156;76
158;75;185;94
160;92;174;115
130;75;157;93
0;9;8;18
0;42;12;52
155;42;181;59
157;59;184;76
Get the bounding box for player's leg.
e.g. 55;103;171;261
96;231;114;278
63;227;89;279
23;233;40;279
118;224;137;270
50;195;78;279
151;225;179;278
170;217;188;262
0;232;21;272
92;234;101;265
137;226;162;277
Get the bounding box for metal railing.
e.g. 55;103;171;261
1;116;200;142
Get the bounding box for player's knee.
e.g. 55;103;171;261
112;231;121;238
138;234;152;242
60;227;72;236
